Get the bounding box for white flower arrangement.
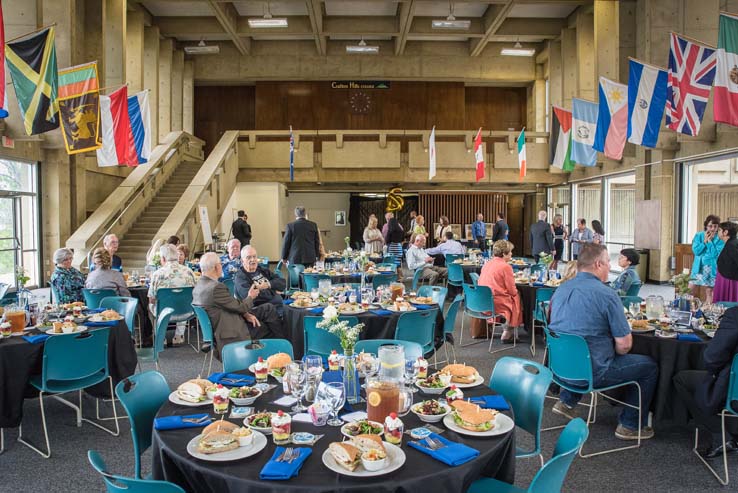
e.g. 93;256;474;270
317;306;365;352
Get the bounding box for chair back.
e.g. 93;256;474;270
152;308;175;359
191;305;214;344
287;264;305;290
100;296;138;336
377;263;396;270
395;309;437;355
50;283;63;304
222;339;295;373
726;354;738;415
355;339;423;360
304;274;331;292
469;272;480;286
545;330;593;392
115;371;170;479
447;262;464;286
445;253;465;264
527;418;589;493
88;450;185;493
0;282;9;299
373;273;397;290
382;255;397;265
155;287;194;319
274;259;285;279
490;357;552;457
716;301;738;309
533;288;555;323
222;278;235;297
625;281;642;296
530;263;546;274
418;285;448;307
41;327;111;391
412;268;424;291
303;316;359;361
83;288;117;309
462;283;495;314
444;295;463;335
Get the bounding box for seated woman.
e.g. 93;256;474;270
561;261;578;283
85;247;130;296
611;248;641;296
50;247;85;303
478;240;523;343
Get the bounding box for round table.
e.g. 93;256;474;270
151;373;515;493
300;272;396;289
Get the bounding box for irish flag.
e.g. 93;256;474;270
517;128;526;181
550;106;574;171
715;12;738;126
593;76;628;160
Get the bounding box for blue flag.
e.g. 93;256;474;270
627;59;667;148
289;125;294;182
571;98;598;167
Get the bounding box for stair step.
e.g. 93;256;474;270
124;240;152;246
124;234;153;241
117;246;151;253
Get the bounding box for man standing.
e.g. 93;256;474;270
471;213;486;249
409;210;418;232
231;210;252;246
549;244;658;440
235;245;287;317
406;235;447;285
570;218;594;260
220;239;242;280
381;212;393;244
492;212;509;242
193;252;285;360
281;206;321;267
148;244;196;345
530;210;555;257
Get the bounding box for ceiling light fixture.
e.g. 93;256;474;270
248;1;288;28
432;1;470;30
501;41;535;57
346;38;379;54
184;39;220;55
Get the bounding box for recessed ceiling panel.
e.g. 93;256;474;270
324;1;398;16
414;1;488;17
234;1;308;16
508;4;577;18
143;1;214;16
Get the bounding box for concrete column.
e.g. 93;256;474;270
143;26;160;144
619;1;637;82
171;50;184;132
158;38;173;141
548;40;563;107
576;10;596;100
648;150;676;282
594;0;619;81
125;10;145;92
84;0;103;73
561;28;577;107
102;0;126;88
183;60;195;134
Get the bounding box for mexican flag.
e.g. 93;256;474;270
714;12;738;126
517;128;526;181
550;105;574;171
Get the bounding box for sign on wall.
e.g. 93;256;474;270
330;81;390;89
199;205;213;246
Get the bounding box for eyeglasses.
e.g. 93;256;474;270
244;255;258;260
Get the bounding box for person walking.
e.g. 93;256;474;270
231;210;252;246
281;206;321;267
530;211;555;258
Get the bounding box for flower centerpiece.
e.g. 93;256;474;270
317;304;365;403
343;236;353;265
538;252;554;268
15;266;31;307
671;269;691;296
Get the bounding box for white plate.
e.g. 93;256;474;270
322;441;405;477
244;413;277;435
292;301;321;309
45;326;88;336
88;314;124;322
443;412;514;437
385;306;417;313
451;375;485;389
339;308;366;315
186;430;267;462
168;391;213;407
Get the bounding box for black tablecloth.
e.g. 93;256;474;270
515;284;556;333
300;273;396;289
130;285;153;339
0;320;137;428
284;305;445;359
461;264;482;284
152;374;515;493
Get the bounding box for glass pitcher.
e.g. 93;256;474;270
645;295;665;319
378;344;405;380
365;376;413;423
318;278;331;297
4;304;27;334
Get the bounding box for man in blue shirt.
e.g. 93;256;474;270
471;213;486;249
549;244;658;440
220;238;242;280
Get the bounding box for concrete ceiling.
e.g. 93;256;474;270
138;0;588;57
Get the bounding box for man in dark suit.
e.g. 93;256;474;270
674;307;738;458
530;210;555;257
193;253;285;360
492;212;509;242
231;210;252;246
281;206;320;267
234;245;287;317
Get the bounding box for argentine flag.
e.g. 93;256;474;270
627;59;667;148
571;98;598;167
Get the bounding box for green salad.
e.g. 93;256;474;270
248;412;272;428
344;419;383;436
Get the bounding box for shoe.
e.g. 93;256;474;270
200;343;212;353
614;424;654;440
172;335;185;346
500;337;514;344
552;400;577;420
703;440;738;459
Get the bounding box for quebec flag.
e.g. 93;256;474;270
627;59;668;148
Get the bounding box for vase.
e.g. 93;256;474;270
342;348;361;405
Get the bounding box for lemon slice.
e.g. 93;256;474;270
367;391;382;407
380;361;403;369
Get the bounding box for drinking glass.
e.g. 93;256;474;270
289;369;308;412
304;355;323;374
358;353;379;379
310;289;320;302
629;302;640;319
324;382;346;426
404;360;419;393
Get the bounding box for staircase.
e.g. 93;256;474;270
116;163;202;271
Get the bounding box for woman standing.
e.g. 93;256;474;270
690;215;724;303
551;214;567;269
50;248;86;303
85;248;130;296
435;216;452;244
363;216;385;254
713;221;738;303
592;220;606;246
412;214;428;242
386;216;404;267
478;240;522;344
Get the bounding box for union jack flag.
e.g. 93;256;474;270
666;33;717;136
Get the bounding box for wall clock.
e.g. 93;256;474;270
349;91;372;114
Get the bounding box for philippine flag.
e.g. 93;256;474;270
96;86;139;167
627;59;667;148
593;76;628;160
127;90;151;164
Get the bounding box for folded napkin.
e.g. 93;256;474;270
22;334;50;344
408;433;479;466
208;372;255;387
468;395;510;411
412;304;432;310
370;309;393;316
677;333;702;342
532;282;546;287
83;308;105;314
85;320;119;327
154;413;210;430
283;298;295;305
259;447;312;480
308;307;325;315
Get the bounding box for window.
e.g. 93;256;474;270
681;155;738;243
604;173;635;271
0;158;40;288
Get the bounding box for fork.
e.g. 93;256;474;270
287;448;300;464
275;448;290;463
181;415;212;424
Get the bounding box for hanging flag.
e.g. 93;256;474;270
666;33;716;136
5;26;59;135
517;128;526;181
96;86;139;167
593;77;628;160
571;98;598;167
0;1;8;119
127;90;151;163
715;13;738;126
58;61;101;154
289;125;294;182
550;105;574;171
429;126;436;180
627;59;668;148
473;128;485;182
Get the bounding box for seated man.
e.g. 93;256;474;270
234;245;287;317
425;231;466;263
674;307;738;458
193;252;285;360
406;235;447;285
611;248;641;296
148;244;196;345
549;243;658;440
220;238;242;280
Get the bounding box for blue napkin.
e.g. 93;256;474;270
308;307;325;315
370;309;393;316
408;433;479;466
468;395;510;411
677;333;702;342
154;414;210;430
259;447;312;480
208;372;255;387
350;273;362;277
412;304;432;310
22;334;50;344
85;320;119;327
532;282;545;287
83;308;105;314
283;298;295;305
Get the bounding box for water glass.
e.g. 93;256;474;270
310;289;320;302
289;369;307;412
321;382;346;427
404;360;419;393
378;344;405;380
629;302;640;318
304;355;323;374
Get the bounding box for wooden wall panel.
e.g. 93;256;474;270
194;85;255;154
418;192;507;244
464;87;527;131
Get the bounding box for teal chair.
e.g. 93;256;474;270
469;272;480;286
693;354;738;485
50;283;63;304
18;327;118;458
447;262;464;289
83;288;117;308
620;295;643;308
136;307;174;371
355;339;423;360
434;295;463;366
377;262;396;270
716;301;738;309
531;288;555;357
625;281;642;296
287;264;305;292
490;357;553;466
191;305;215;376
395;309;438;357
223;278;235;297
459;283;505;349
418;285;448;308
304;316;359;362
382;255;397;265
258;256;269;267
444;253;465;265
411;268;425;291
100;296;139;337
274;259;285;279
221;339;294;373
468;418;588;493
88;450;185;493
373;273;397;290
115;371;171;479
304;273;330;292
155;287;196;350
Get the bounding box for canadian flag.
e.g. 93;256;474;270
474;128;485;182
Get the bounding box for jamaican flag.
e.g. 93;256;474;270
5;26;59;135
58;62;101;154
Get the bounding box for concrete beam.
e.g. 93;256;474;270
103;0;127;88
576;9;596;100
171;50;184;132
470;0;514;57
126;10;145;92
206;0;250;55
495;17;567;38
548;39;562;106
144;25;160;144
594;0;619;82
395;0;416;56
305;0;326;55
560;27;577;107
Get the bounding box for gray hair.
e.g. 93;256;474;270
538;210;547;221
53;248;74;266
295;206;306;218
103;234;118;247
241;245;257;259
227;238;241;249
159;244;178;262
199;252;220;272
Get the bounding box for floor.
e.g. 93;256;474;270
2;282;734;492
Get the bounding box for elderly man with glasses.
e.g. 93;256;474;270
220;238;242;280
50;248;86;303
234;245;287;317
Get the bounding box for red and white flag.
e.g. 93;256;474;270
96;86;139;167
473;128;485;182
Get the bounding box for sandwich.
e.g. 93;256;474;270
440;363;479;384
352;434;385;454
202;419;239;435
450;400;498;432
267;353;292;377
328;442;361;472
196;430;239;454
630;319;649;329
176;379;210;403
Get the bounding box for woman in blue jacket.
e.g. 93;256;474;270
690;215;724;304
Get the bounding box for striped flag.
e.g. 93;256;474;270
571;98;598;167
593;77;628;160
429;126;436;180
58;61;101;154
127;90;151;163
473;128;485;181
96;86;139;167
0;1;8;119
517;128;526;181
289;125;294;182
550;105;574;171
627;59;668;148
714;12;738;126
